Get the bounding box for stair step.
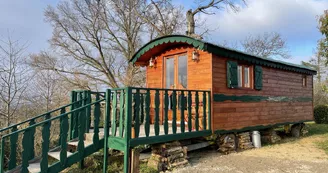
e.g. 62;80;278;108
68;140;93;148
88;128;105;133
48;150;73;160
28;162;42;173
85;132;105;142
85;128;105;142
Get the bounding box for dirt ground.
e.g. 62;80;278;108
172;135;328;173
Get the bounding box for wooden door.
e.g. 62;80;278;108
164;54;187;124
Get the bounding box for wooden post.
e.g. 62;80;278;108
130;149;140;173
124;87;132;173
103;89;111;173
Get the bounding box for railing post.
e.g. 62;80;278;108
119;91;125;138
0;138;5;173
180;91;185;133
60;107;68;168
202;91;207;130
8;126;18;170
29;119;35;160
73;92;80;139
145;90;150;137
22;129;32;173
195;91;199;131
134;89;140;138
124;87;132;173
154;90;160;136
187;91;192;132
164;90;169;135
78;91;86;169
103;89;111;173
86;90;92;133
70;91;76;140
172;90;177;134
93;93;101;149
40;113;51;173
111;91;117;136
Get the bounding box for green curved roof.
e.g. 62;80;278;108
130;35;317;75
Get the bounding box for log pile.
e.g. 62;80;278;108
261;128;281;144
147;141;188;171
237;132;253;149
300;124;308;136
217;134;236;154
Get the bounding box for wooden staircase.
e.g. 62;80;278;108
25;128;104;173
0;90;107;173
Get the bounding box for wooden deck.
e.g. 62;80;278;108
90;123;197;139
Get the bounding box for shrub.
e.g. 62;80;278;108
314;105;328;124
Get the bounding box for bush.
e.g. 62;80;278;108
314;105;328;124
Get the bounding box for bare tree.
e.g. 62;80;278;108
133;0;185;38
302;39;327;83
241;32;290;59
0;36;30;127
31;0;182;89
186;0;246;37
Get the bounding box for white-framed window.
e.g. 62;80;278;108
302;75;307;87
237;65;253;89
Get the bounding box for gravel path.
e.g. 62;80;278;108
172;136;328;173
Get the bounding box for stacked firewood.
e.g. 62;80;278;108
147;141;188;171
261;128;281;144
300;124;308;136
217;134;236;154
237;132;254;149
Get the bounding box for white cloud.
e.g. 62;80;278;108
201;0;327;42
198;0;328;64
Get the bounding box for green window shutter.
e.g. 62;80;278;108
254;65;263;90
227;61;238;88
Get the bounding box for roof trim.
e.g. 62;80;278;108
130;35;317;75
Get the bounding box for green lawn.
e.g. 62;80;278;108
305;122;328;154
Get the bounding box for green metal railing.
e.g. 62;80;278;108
0;90;105;173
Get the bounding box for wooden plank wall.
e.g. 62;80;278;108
212;55;313;131
146;46;212;90
145;46;212;123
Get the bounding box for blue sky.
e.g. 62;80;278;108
0;0;327;65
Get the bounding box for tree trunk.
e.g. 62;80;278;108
186;10;195;36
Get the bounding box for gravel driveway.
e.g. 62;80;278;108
172;136;328;173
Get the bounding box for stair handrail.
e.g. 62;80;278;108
0;99;86;134
1;98;104;142
0;97;105;173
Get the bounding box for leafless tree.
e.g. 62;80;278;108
0;36;30;127
31;0;152;89
302;39;327;83
241;32;291;59
186;0;246;37
133;0;185;39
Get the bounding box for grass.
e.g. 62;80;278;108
63;152;124;173
304;122;328;154
63;151;158;173
262;122;328;148
305;122;328;136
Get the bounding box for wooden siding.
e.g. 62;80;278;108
146;46;212;90
212;55;313;131
145;46;212;124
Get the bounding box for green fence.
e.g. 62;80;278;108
103;87;212;173
0;91;105;173
0;87;211;173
